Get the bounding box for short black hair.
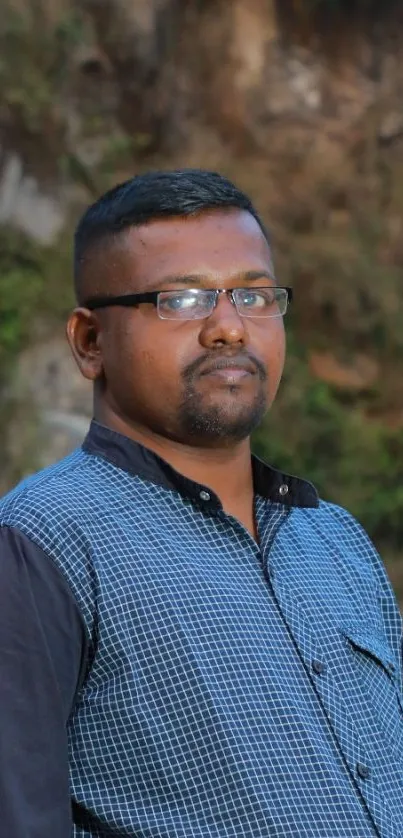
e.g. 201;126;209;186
74;168;269;302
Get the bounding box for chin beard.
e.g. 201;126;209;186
178;387;268;447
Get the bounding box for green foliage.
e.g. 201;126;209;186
0;226;74;383
252;332;403;551
0;230;44;371
0;224;75;492
0;2;85;134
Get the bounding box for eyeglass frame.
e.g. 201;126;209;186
83;286;293;320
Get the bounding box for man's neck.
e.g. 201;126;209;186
95;407;255;513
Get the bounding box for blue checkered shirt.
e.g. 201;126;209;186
0;420;402;837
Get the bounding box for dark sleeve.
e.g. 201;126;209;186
0;525;89;837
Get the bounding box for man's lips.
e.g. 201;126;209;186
198;358;257;377
197;358;258;384
203;368;253;384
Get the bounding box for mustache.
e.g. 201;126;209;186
183;352;267;383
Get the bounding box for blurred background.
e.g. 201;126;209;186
1;0;403;600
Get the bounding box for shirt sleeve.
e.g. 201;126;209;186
0;525;89;837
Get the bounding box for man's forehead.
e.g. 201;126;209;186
119;209;273;275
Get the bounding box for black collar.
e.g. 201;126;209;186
83;420;319;511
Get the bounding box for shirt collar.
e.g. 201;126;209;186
83;419;319;510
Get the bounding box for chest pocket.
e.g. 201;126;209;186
340;622;403;722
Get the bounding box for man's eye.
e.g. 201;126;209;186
241;289;275;308
164;293;197;311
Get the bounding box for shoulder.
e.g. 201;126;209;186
0;447;99;553
0;449;104;631
291;498;403;652
302;499;400;607
296;496;374;545
288;497;396;595
315;499;382;558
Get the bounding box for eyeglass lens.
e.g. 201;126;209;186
157;288;289;320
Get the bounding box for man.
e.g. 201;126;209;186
0;169;402;838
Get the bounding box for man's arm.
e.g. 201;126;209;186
0;525;88;837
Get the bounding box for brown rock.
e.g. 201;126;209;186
309;351;380;391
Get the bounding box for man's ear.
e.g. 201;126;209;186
66;308;104;381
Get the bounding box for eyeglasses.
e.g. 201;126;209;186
84;286;293;321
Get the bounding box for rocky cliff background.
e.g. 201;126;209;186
1;0;403;597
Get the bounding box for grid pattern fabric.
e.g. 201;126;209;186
1;446;403;838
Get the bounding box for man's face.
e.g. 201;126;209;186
89;209;286;448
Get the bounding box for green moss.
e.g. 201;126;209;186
0;231;42;371
0;223;76;491
0;226;74;383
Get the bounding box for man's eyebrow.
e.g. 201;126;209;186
156;270;276;288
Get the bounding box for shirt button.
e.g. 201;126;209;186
356;762;371;780
279;484;289;497
312;659;326;675
199;490;211;502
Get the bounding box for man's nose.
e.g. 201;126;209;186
198;291;248;348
